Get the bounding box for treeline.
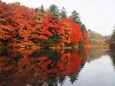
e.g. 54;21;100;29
88;29;105;46
0;1;90;48
104;28;115;49
110;29;115;49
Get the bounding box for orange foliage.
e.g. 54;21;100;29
0;2;89;47
0;49;90;85
82;30;90;45
60;19;83;46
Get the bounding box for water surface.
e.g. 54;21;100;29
0;48;115;86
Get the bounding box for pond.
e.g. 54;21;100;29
0;48;115;86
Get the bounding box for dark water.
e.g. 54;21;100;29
0;48;115;86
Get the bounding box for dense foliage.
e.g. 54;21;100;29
0;1;90;48
88;29;105;46
110;29;115;49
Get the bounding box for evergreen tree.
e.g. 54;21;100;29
111;29;115;42
12;2;21;6
60;7;67;18
40;5;45;12
48;4;60;19
80;24;86;30
69;10;81;24
34;8;38;12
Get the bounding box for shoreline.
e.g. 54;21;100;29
0;45;107;50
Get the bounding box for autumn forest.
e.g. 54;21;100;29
0;1;91;49
1;0;115;86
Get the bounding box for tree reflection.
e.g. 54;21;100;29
108;49;115;69
87;48;105;62
0;48;90;86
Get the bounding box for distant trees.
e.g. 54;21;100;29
110;29;115;49
111;29;115;42
88;29;105;46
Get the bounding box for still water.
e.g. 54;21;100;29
0;48;115;86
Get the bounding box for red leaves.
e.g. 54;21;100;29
0;2;89;47
60;18;83;46
82;30;90;45
39;35;48;40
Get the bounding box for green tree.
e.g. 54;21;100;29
80;24;86;30
111;29;115;42
60;7;67;18
88;29;105;45
69;10;81;24
110;29;115;48
34;8;38;12
40;5;45;13
12;2;21;6
48;4;60;19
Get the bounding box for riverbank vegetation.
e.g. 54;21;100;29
88;29;105;47
110;29;115;49
0;1;90;49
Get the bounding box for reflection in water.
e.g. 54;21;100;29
0;48;115;86
107;50;115;69
87;48;105;62
0;48;89;86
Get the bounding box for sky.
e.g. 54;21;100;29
2;0;115;36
